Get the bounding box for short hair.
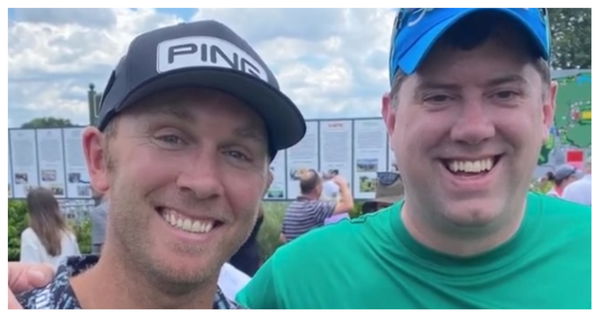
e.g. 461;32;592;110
299;169;321;194
390;11;551;103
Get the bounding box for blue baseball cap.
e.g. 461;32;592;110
389;8;551;83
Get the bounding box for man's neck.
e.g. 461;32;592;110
301;191;320;200
70;245;217;308
400;199;526;257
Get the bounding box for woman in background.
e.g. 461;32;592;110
20;187;80;270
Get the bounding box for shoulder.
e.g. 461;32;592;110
278;205;396;260
18;255;99;309
531;191;590;210
20;228;37;241
528;192;590;224
17;264;80;309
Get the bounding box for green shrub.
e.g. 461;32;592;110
257;202;288;263
8;199;29;261
69;218;91;255
348;201;364;219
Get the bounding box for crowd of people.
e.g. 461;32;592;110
8;8;591;309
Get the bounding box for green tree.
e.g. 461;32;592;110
21;117;75;129
548;8;591;70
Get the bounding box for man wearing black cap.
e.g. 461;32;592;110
14;20;305;309
237;8;590;308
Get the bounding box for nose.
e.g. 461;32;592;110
449;100;495;145
175;150;225;200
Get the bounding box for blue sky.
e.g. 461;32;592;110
7;8;397;127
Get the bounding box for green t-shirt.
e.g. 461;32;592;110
237;192;591;309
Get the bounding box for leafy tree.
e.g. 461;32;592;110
548;8;591;70
21;117;75;129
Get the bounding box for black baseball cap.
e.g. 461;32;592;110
97;20;306;157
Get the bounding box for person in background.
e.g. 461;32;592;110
321;170;340;202
562;160;591;205
218;262;251;301
361;172;404;214
282;168;354;241
90;195;109;255
545;163;581;198
321;169;350;225
229;206;264;277
20;187;81;270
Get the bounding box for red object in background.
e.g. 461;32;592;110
566;150;584;169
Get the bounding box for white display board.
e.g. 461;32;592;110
8;144;13;198
10;129;39;198
353;119;388;199
320;120;353;192
286;121;319;199
264;151;286;200
36;129;67;198
8;118;400;201
63;128;92;198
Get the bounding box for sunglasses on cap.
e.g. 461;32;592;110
377;171;401;186
389;8;551;82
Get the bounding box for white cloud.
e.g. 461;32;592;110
225;8;396;120
8;8;398;128
8;8;184;127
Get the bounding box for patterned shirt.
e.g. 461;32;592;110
17;255;240;309
282;196;336;241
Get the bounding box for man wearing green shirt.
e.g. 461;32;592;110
237;8;591;309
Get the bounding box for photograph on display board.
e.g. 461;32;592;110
50;185;65;196
68;172;82;183
15;172;28;184
356;158;378;172
41;169;57;182
266;187;285;199
359;175;377;192
77;185;91;197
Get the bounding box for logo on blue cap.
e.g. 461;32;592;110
389;8;551;84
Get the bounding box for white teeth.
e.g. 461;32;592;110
161;208;215;234
450;161;458;172
182;219;192;231
447;158;494;173
191;220;201;232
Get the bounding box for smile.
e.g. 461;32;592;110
157;207;220;234
442;155;502;175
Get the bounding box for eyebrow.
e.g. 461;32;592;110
148;106;267;143
234;125;268;144
415;81;461;92
415;74;528;95
146;104;197;125
483;74;527;87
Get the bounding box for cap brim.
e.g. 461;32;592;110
115;67;306;151
398;8;548;75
